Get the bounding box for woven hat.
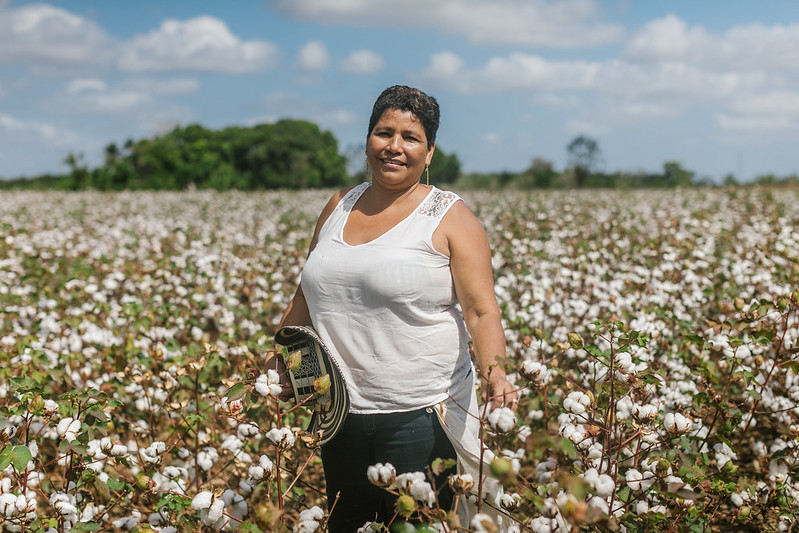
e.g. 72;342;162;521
274;325;349;446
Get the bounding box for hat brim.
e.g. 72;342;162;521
275;325;349;446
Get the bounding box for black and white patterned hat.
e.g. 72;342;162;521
274;325;349;446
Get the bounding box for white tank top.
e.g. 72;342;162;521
300;182;474;414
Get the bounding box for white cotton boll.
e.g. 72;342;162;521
663;412;692;433
197;448;218;471
531;516;556;533
595;474;615;498
367;463;396;487
498;492;522;511
730;492;745;507
248;464;267;484
769;460;789;483
488;406;516;433
588;495;609;514
626;469;644;491
221;435;243;453
141;441;166;464
43;400;58;414
238;423;259;439
395;471;426;492
633;404;658;421
191;491;213;510
294;506;325;533
409;480;435;507
564;391;591;416
56;417;80;442
635;500;650;514
266;427;295;448
203;497;226;526
53;498;78;518
471;513;497;533
713;442;737;470
583;468;615;498
255;370;283;398
0;493;16;516
299;507;324;521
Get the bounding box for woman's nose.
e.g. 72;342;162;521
387;134;401;152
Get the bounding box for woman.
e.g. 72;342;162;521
277;85;517;531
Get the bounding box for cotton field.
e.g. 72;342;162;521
0;187;797;532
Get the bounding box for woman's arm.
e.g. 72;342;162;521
278;188;351;328
268;188;352;397
442;201;519;411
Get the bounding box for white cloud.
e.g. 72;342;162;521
717;90;799;132
625;15;799;73
417;51;770;102
122;78;200;95
67;78;108;94
297;41;330;71
0;3;114;67
119;16;279;73
717;113;799;132
0;114;73;144
59;77;197;115
340;50;384;74
272;0;624;48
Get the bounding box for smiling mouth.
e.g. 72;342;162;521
381;158;405;166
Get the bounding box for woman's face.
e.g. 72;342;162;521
366;108;435;191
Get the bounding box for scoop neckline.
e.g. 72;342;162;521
340;183;435;247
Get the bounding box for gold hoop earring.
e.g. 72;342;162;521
425;164;430;186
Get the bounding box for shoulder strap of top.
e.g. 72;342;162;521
340;182;370;211
416;187;461;220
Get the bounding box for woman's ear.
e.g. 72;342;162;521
426;143;436;166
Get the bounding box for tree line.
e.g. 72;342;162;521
1;125;797;191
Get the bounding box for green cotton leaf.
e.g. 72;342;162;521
235;523;265;533
431;457;457;476
70;522;101;532
782;361;799;375
106;477;126;491
11;445;32;472
226;382;248;402
617;485;633;504
0;445;13;471
585;344;608;361
9;376;38;394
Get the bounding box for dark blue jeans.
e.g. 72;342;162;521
321;407;457;532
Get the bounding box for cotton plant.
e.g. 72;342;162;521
1;188;798;531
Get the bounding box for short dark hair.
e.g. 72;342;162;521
367;85;439;148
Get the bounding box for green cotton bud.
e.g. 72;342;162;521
135;474;153;491
490;457;513;479
314;374;331;395
567;332;584;350
30;395;45;415
396;494;417;518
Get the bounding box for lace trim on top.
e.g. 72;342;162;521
341;182;370;211
417;189;458;218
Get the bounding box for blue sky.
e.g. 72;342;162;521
2;0;799;181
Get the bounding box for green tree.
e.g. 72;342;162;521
519;157;557;189
662;161;695;187
428;147;461;185
567;135;600;189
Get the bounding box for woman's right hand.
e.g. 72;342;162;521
264;350;294;401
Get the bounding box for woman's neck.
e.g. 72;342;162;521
362;181;427;215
